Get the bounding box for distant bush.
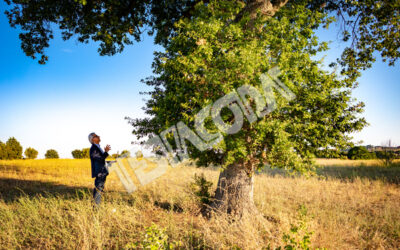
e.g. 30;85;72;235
376;140;398;167
125;223;181;249
376;151;397;167
71;148;90;159
71;149;83;159
82;148;90;158
4;137;23;160
0;141;7;160
24;147;38;159
347;146;376;160
45;149;59;159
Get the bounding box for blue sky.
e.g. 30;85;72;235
0;3;399;158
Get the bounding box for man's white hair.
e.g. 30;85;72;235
88;132;96;144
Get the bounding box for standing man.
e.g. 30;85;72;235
88;132;111;207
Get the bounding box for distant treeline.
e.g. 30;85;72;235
0;137;59;159
316;146;400;161
71;148;130;159
1;136;397;163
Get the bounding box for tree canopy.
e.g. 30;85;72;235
45;149;59;159
4;0;399;75
128;1;367;174
0;141;8;160
4;137;23;160
24;147;39;159
71;149;84;159
71;148;90;159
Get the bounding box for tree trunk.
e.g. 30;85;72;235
207;163;256;218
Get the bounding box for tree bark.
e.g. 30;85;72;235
234;0;289;22
207;162;256;218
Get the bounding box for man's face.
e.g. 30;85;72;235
92;134;100;144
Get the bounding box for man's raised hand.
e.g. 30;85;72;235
105;145;111;152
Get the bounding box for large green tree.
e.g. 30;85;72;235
129;1;369;216
4;0;399;216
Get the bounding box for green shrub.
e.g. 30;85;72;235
24;147;38;159
4;137;23;160
124;223;181;249
268;205;326;250
45;149;59;159
71;149;83;159
347;146;375;160
0;141;7;160
71;148;90;159
190;173;213;205
376;150;396;167
81;148;90;158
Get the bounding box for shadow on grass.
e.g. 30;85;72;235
0;177;92;203
259;165;400;184
316;165;400;184
154;200;184;213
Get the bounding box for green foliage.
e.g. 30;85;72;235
347;146;375;160
24;147;38;159
4;0;149;64
0;141;7;160
71;148;90;159
376;151;397;167
4;0;399;72
81;148;90;158
5;137;23;160
129;1;366;175
323;1;400;84
45;149;59;159
124;223;181;249
190;173;213;205
71;149;83;159
314;149;347;159
280;205;314;250
269;205;326;250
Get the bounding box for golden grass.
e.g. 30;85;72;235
0;159;399;249
316;158;400;167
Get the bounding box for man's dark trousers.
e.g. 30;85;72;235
93;169;108;206
90;143;109;207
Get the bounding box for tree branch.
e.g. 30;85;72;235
234;0;289;23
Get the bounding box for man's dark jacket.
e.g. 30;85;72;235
90;144;109;178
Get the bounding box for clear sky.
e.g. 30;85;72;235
0;2;399;158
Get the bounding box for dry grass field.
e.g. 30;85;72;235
0;158;399;249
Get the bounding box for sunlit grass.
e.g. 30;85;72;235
0;159;399;249
316;158;400;167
